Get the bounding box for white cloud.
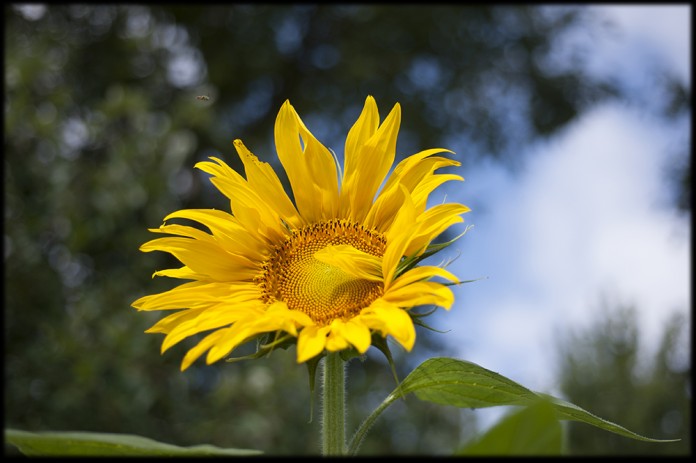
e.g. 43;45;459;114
430;4;691;434
597;5;691;87
447;102;690;396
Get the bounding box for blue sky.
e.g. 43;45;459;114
438;5;691;413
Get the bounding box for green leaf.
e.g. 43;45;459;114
4;429;263;456
394;357;678;443
456;399;563;455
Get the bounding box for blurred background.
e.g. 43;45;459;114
4;4;690;455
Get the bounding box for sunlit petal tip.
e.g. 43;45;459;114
402;335;416;352
362;95;378;110
142;325;157;334
180;353;199;372
232;139;251;157
279;99;295;115
193;159;210;169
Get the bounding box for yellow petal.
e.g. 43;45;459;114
205;321;259;365
274;101;312;216
296;325;330;363
362;180;407;233
180;329;228;371
161;302;265;353
196;157;286;241
381;186;417;285
207;176;280;239
140;237;258;282
329;319;372;354
343;96;379;182
147;223;214;242
342;101;401;222
234;139;303;229
410;173;463;213
404;203;470;256
389;266;459;292
205;301;315;365
380;148;456;195
295;114;339;219
313;244;383;282
359;300;415;351
383;281;454;310
145;308;206;334
163;208;267;261
262;301;314;336
275;101;339;221
151;266;201;280
146;226;260;268
132;281;249;311
325;329;350;352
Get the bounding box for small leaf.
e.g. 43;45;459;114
339;346;363;361
4;429;262;456
393;357;678;443
456;398;562;455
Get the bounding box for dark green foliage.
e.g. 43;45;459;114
556;301;691;455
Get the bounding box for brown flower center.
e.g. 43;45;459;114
258;219;386;325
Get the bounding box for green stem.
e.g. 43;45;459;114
322;352;345;456
347;393;398;456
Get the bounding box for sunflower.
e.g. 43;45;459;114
132;96;470;371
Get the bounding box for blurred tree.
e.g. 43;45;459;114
3;4;689;455
555;300;691;455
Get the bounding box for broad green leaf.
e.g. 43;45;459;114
4;429;262;456
456;399;563;455
394;357;677;443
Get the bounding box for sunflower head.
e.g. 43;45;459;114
132;96;470;371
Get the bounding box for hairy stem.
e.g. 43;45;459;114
321;352;346;455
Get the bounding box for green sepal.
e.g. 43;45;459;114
370;335;401;391
442;277;487;287
259;332;295;351
305;353;325;424
408;306;451;334
411;314;451;334
395;226;471;277
224;331;295;364
339;346;365;362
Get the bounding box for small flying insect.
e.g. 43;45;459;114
196;95;210;101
